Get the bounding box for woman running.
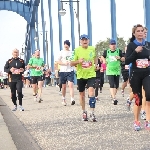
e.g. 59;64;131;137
125;24;150;131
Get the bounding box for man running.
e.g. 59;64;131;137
71;34;97;122
4;49;25;111
28;50;44;103
58;40;75;106
101;39;123;105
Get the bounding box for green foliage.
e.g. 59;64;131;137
95;36;130;56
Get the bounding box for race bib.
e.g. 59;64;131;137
82;61;92;69
12;69;20;74
136;59;149;68
125;65;129;70
109;56;117;62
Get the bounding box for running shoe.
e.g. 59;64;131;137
33;94;37;101
82;111;88;121
62;100;67;106
12;105;17;111
19;105;24;111
145;121;150;130
126;99;132;110
38;97;42;103
95;97;100;101
112;99;118;105
134;121;141;131
71;100;75;105
89;113;97;122
141;111;146;120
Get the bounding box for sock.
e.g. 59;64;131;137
71;97;74;101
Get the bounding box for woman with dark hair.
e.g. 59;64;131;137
125;24;150;131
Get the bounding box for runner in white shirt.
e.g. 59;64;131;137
58;40;75;106
23;67;30;88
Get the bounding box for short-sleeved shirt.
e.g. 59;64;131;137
72;46;96;79
28;57;44;76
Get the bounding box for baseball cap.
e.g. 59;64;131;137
109;39;116;45
35;49;40;52
80;34;89;40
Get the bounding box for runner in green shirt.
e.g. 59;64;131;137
71;34;98;122
28;50;44;103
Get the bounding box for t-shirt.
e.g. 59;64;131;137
28;57;44;76
72;46;96;79
58;50;74;72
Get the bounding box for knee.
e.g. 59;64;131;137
89;97;96;108
17;92;23;99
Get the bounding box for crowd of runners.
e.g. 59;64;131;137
2;24;150;131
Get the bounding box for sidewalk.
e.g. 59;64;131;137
0;113;17;150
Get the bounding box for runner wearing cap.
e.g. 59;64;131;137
70;34;97;122
28;49;44;103
101;39;123;105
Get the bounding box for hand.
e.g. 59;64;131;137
78;58;84;64
19;68;24;72
121;57;125;61
135;46;143;53
32;65;37;68
115;56;121;60
10;67;15;73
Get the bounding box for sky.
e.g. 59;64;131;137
0;0;145;71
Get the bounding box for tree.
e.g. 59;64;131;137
95;36;130;56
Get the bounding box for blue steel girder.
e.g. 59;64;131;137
0;1;30;22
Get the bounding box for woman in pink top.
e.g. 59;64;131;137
99;57;106;92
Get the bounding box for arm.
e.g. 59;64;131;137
125;43;138;65
70;50;80;66
4;60;11;73
94;49;98;65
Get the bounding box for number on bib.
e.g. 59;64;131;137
136;59;149;68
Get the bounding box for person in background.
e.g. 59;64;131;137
3;72;8;89
99;57;106;93
50;70;55;86
95;58;101;101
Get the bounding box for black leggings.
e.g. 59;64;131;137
10;81;23;106
95;78;102;97
107;75;120;89
130;70;150;106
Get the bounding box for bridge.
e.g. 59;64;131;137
0;0;150;70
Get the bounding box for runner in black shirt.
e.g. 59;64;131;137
125;24;150;131
95;58;101;101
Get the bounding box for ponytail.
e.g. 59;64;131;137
130;33;135;42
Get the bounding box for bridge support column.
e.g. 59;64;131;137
48;0;54;71
41;0;46;64
35;6;40;49
30;27;36;55
110;0;117;42
58;0;63;50
144;0;150;41
86;0;92;45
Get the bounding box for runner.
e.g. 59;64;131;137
95;58;101;101
125;24;150;131
28;49;44;103
57;40;75;106
121;47;129;97
70;34;97;122
4;49;25;111
101;39;123;105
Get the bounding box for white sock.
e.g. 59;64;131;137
71;97;74;101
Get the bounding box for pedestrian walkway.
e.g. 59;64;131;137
0;113;17;150
0;84;150;150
